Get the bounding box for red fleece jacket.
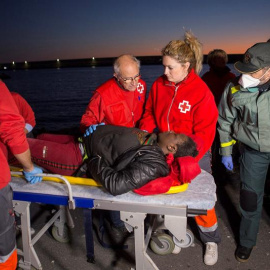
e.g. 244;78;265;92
139;70;218;161
134;154;201;196
0;81;29;188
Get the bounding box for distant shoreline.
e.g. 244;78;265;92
0;54;243;70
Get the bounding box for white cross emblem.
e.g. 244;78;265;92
137;83;144;94
178;100;191;113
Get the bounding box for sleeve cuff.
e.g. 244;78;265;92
25;123;33;132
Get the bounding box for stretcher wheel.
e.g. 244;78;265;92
52;224;70;243
150;233;175;255
173;229;194;248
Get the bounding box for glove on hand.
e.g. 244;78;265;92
23;166;43;184
221;156;233;171
84;123;105;137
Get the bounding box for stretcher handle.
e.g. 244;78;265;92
187;208;207;216
11;171;76;210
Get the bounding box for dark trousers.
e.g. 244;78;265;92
0;184;16;262
197;151;221;244
239;145;270;248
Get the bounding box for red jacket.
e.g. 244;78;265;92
139;70;218;161
80;78;146;131
0;81;29;189
134;154;201;195
11;92;36;131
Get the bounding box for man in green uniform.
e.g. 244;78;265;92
218;42;270;262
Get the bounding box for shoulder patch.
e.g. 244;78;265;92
231;85;240;94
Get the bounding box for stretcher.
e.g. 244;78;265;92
10;169;216;270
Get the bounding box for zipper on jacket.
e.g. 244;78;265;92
167;85;179;131
132;111;135;126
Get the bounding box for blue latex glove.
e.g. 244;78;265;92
221;156;233;171
84;123;105;137
23;166;43;184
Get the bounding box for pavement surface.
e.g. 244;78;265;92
16;170;270;270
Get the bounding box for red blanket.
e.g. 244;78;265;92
134;154;201;195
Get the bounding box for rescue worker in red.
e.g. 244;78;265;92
80;54;146;133
11;92;36;136
80;54;146;240
0;80;42;270
139;31;220;266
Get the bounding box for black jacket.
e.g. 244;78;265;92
84;125;169;195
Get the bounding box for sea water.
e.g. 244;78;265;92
3;64;238;131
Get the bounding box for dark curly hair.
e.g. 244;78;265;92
175;136;198;158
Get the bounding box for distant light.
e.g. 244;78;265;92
12;61;15;65
57;59;60;62
25;61;27;64
92;57;95;60
4;66;7;70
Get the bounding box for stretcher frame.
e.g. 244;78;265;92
10;170;216;270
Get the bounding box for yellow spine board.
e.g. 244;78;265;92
164;183;189;194
10;166;101;187
10;166;188;193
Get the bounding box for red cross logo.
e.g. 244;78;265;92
137;83;144;94
178;100;191;113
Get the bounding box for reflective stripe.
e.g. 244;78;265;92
195;207;217;228
221;139;236;148
198;223;218;233
231;85;240;94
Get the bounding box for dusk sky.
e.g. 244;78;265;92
1;0;270;63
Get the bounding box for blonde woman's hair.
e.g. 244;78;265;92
161;31;203;74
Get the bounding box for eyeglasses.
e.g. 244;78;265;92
119;73;141;83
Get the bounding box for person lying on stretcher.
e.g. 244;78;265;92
9;125;199;195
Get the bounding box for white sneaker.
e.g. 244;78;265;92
204;242;218;266
172;245;181;254
16;225;35;235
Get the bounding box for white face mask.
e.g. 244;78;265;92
239;74;260;88
239;68;270;88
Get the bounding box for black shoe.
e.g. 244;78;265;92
111;225;133;239
235;245;253;262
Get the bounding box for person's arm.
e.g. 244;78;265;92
0;83;42;184
88;147;169;196
14;149;34;172
217;83;237;157
11;92;36;133
19;95;36;133
189;91;218;160
80;92;105;132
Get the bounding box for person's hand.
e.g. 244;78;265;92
23;166;43;184
221;156;233;171
84;123;105;137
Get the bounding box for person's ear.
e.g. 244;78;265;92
184;62;190;72
167;144;177;154
113;73;119;80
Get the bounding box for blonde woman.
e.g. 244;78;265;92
140;31;220;266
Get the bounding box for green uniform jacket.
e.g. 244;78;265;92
218;77;270;156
